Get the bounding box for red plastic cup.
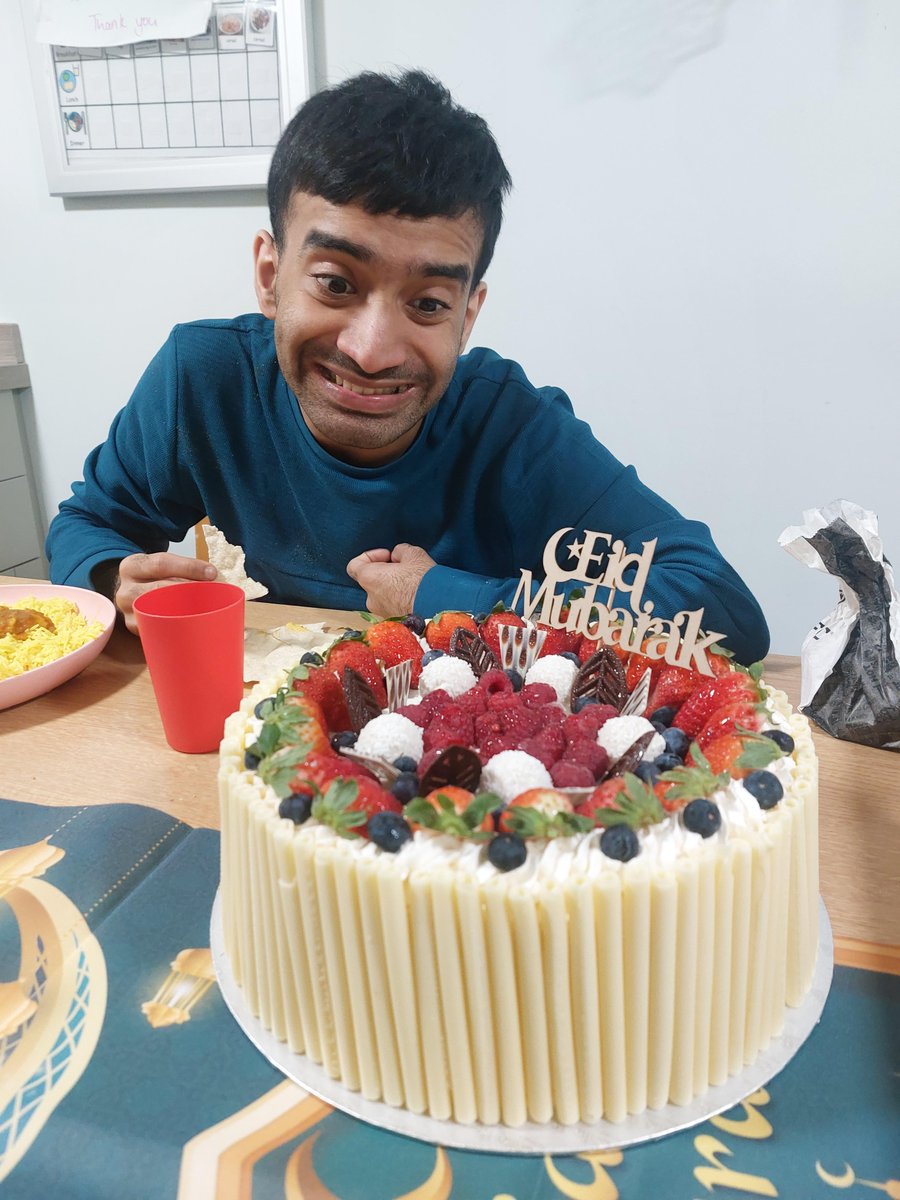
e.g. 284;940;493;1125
133;581;245;754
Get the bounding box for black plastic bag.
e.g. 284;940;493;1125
780;500;900;751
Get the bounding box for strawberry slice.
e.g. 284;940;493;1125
645;666;700;716
672;673;760;738
695;700;763;748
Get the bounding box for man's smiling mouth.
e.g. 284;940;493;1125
321;366;409;397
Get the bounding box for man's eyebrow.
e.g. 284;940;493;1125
416;262;471;286
302;230;374;261
301;231;471;286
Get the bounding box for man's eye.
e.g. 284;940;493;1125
313;274;354;296
412;297;450;316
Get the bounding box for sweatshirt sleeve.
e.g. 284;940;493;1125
414;403;770;665
46;330;205;590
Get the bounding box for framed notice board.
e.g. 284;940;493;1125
21;0;314;196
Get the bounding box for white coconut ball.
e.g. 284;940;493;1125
524;654;578;703
418;655;478;698
596;715;665;764
355;712;424;763
480;750;553;805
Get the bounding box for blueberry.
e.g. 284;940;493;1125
244;749;260;771
368;812;412;853
421;649;445;666
599;825;640;862
488;833;528;872
300;651;324;665
340;628;361;640
402;614;426;636
634;760;661;785
504;668;524;692
649;705;677;728
762;730;795;754
682;798;722;837
662;727;689;758
279;792;313;825
654;752;682;772
254;696;277;719
572;695;599;713
330;730;358;750
560;651;582;665
743;770;784;810
390;772;420;804
474;612;489;624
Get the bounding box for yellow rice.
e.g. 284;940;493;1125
0;597;104;681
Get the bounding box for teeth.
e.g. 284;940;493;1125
332;373;402;397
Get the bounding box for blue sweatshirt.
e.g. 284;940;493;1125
46;314;770;662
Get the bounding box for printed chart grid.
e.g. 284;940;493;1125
53;13;282;159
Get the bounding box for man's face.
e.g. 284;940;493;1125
254;194;487;466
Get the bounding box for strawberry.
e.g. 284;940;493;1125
536;623;580;658
293;669;351;733
312;776;402;839
695;700;763;749
672;673;760;738
325;639;388;708
405;786;495;836
645;666;699;716
364;619;424;685
497;788;580;837
574;778;627;823
280;695;331;754
699;734;748;778
424;611;478;651
478;610;525;660
291;750;374;792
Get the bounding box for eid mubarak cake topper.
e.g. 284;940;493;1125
511;528;727;675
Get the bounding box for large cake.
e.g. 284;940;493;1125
218;610;819;1128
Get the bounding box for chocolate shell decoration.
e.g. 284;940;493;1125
448;626;499;677
338;748;399;787
342;667;381;732
498;623;546;675
605;731;657;780
569;647;629;712
419;745;483;793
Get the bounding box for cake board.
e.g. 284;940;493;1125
210;892;833;1155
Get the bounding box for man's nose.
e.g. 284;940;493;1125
334;299;407;376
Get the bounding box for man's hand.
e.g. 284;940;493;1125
346;543;436;617
113;553;217;633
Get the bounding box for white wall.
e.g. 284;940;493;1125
2;0;898;653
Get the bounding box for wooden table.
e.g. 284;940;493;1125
2;577;897;964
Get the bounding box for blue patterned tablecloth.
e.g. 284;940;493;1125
0;799;897;1199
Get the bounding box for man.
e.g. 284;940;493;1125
47;70;769;663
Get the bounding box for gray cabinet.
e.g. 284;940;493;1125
0;326;47;577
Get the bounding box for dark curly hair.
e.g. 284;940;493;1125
268;70;512;286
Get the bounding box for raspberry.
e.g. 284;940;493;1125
531;724;566;755
537;705;566;729
488;691;522;712
520;682;557;708
566;740;610;779
550;761;595;788
479;669;513;695
479;735;519;762
519;737;560;770
423;727;470;752
475;711;505;744
574;703;619;733
454;688;488;715
499;707;543;740
395;703;428;728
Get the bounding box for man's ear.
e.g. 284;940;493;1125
254;230;278;318
460;281;487;352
